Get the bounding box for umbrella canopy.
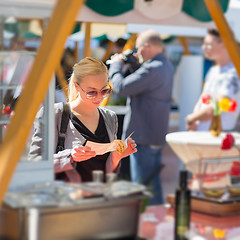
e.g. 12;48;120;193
0;0;233;40
0;0;229;27
84;0;228;22
79;0;229;27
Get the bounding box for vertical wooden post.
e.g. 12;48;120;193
203;0;240;79
102;40;114;62
0;0;85;205
84;22;91;57
178;36;191;55
74;41;79;61
123;33;137;51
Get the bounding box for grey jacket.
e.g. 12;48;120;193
109;53;174;146
28;102;118;182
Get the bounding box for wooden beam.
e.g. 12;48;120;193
55;63;69;101
0;0;85;205
84;22;91;57
102;40;114;62
203;0;240;78
74;41;79;61
123;33;137;51
178;36;191;55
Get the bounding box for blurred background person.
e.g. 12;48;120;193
0;35;34;155
108;29;174;205
1;35;33;111
186;28;240;132
111;38;127;55
55;47;76;103
105;38;127;68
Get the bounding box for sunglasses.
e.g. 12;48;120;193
77;83;112;99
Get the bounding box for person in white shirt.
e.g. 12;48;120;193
186;28;240;131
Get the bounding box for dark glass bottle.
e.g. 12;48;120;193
174;170;191;240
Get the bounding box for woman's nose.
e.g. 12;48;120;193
96;92;104;101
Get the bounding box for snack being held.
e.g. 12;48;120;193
113;140;127;155
86;132;134;156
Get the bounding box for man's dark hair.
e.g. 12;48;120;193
115;38;127;48
207;28;221;41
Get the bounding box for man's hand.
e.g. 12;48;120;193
110;53;124;63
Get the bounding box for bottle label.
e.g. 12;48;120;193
176;198;190;237
177;226;188;236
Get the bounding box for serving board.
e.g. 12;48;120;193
166;193;240;216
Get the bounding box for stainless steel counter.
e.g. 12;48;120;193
0;181;149;240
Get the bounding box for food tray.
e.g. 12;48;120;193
166;192;240;216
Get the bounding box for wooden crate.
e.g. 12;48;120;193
166;194;240;216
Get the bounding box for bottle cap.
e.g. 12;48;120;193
179;170;188;188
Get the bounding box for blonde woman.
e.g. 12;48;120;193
29;57;137;182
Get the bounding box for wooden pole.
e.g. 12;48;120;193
74;41;79;61
178;36;191;55
0;0;85;205
203;0;240;79
56;63;69;101
84;22;91;57
123;33;137;51
102;40;114;62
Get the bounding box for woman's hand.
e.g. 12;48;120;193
121;137;137;158
71;146;96;162
112;137;137;169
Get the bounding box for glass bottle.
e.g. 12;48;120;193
209;114;222;137
174;170;191;240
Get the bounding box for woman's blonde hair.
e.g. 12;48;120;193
68;57;108;102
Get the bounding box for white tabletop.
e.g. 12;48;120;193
166;131;240;175
166;131;240;146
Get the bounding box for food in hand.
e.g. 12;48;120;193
113;140;127;155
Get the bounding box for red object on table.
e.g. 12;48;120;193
221;133;235;150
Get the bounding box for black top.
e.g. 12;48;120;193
71;109;110;182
